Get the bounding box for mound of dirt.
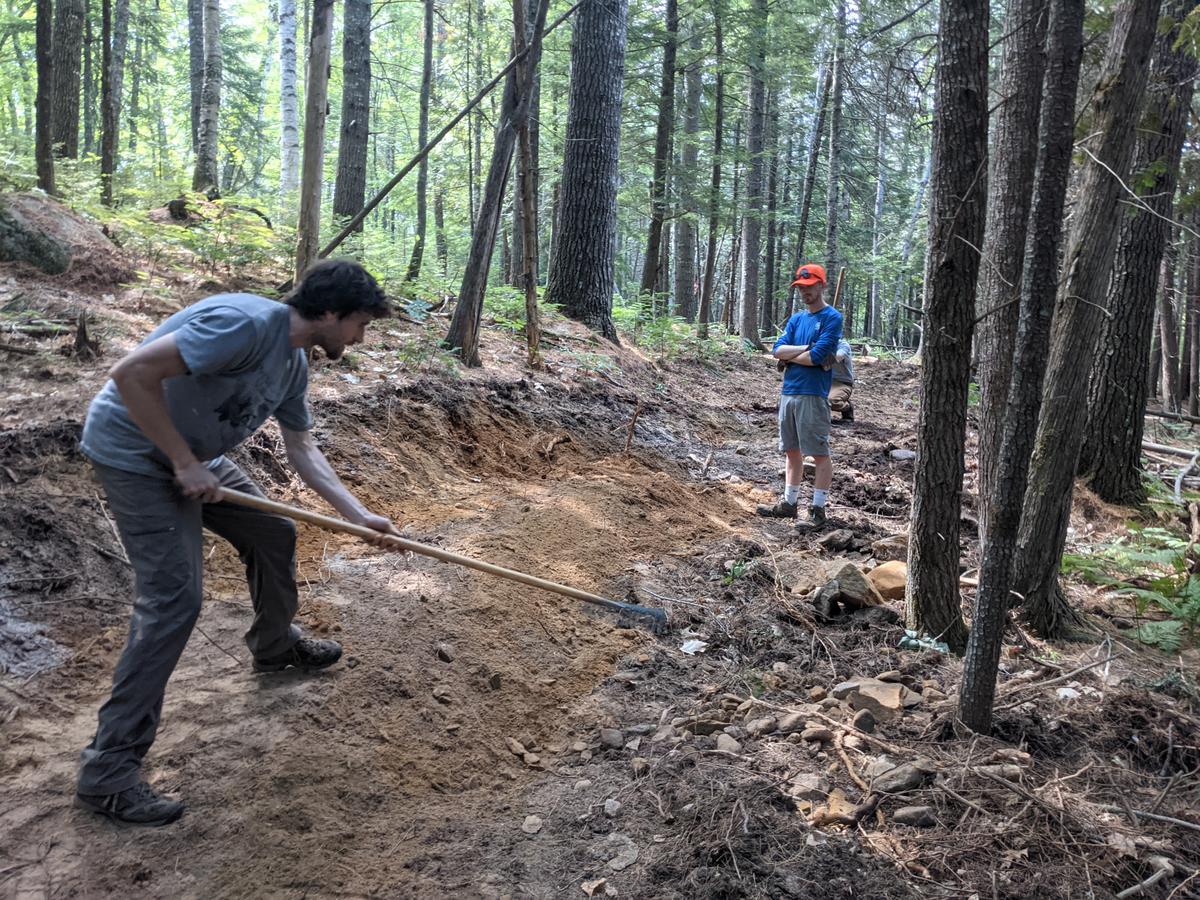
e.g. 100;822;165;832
0;192;135;286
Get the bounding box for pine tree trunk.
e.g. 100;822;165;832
824;0;845;280
1078;0;1195;504
1160;242;1184;413
888;152;930;344
543;0;627;341
100;0;128;205
129;33;142;152
446;0;549;364
405;0;433;280
279;0;300;199
762;92;780;335
975;0;1049;541
513;0;542;367
637;0;677;301
83;4;95;155
35;0;54;193
959;0;1084;734
1191;223;1200;417
697;0;724;339
293;0;334;280
1013;0;1160;638
738;0;766;348
904;0;989;654
433;13;448;276
51;0;85;158
673;24;701;322
334;0;371;241
188;0;202;155
868;91;887;339
191;0;221;195
785;60;831;318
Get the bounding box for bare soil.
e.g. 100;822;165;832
2;276;1198;899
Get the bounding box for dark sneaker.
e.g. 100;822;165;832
841;405;854;423
756;499;798;519
796;505;827;532
75;781;184;827
253;637;343;673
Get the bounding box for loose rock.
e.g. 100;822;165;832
521;815;543;835
715;733;742;753
870;533;909;562
604;798;622;818
892;805;937;827
867;561;907;601
851;709;876;734
436;643;455;662
817;529;854;552
599;728;624;749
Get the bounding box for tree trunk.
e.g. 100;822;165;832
824;0;845;282
99;0;128;205
889;152;930;344
673;24;702;322
959;0;1084;734
724;116;743;333
697;0;724;339
637;0;677;301
738;0;767;348
1078;0;1195;504
293;0;334;280
334;0;371;241
279;0;300;199
869;90;887;339
1013;0;1160;638
1160;242;1184;413
1191;221;1200;417
445;0;549;364
35;0;54;193
191;0;221;195
785;60;831;319
513;0;542;367
543;0;627;341
762;91;780;335
904;0;989;655
128;33;142;152
405;0;433;279
434;12;448;276
188;0;203;155
975;0;1049;541
83;3;95;155
51;0;85;158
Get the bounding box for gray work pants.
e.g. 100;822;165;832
78;459;301;795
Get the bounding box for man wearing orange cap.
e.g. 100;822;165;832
756;263;843;531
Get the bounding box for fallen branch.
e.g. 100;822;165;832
623;400;644;455
1116;856;1174;899
0;341;35;355
1098;805;1200;834
993;651;1123;711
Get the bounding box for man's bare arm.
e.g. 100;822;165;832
109;334;222;501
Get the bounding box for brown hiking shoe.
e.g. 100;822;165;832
795;505;827;532
756;499;798;519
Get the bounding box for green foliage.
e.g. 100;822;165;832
1061;525;1200;651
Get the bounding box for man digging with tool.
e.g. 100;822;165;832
75;259;399;826
757;262;843;532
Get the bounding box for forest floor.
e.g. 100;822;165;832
1;252;1199;899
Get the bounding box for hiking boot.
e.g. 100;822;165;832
841;405;854;423
253;637;343;673
795;505;827;532
755;499;798;519
75;781;184;827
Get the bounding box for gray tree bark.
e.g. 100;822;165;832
785;60;830;320
279;0;300;199
405;0;433;279
191;0;221;195
637;0;677;301
697;0;724;338
293;0;334;279
188;0;202;154
673;23;702;322
738;0;767;347
904;0;989;654
35;0;54;193
823;0;845;283
334;0;372;237
51;0;85;158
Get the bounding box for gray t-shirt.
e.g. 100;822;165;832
81;294;313;477
832;338;854;385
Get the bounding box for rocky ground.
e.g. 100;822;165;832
1;254;1198;899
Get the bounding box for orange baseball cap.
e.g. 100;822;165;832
791;263;827;287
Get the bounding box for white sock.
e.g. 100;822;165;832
784;484;801;505
812;489;828;508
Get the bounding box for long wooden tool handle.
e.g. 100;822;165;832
832;266;847;308
216;487;639;615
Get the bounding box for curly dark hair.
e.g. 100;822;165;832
286;259;392;320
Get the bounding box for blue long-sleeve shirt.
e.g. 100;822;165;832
773;305;843;396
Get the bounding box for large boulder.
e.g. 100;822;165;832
0;192;134;283
867;561;907;601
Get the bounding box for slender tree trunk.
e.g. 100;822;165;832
1013;0;1160;637
724;117;743;333
51;0;85;157
188;0;202;155
738;0;767;347
100;0;128;205
904;0;989;654
673;23;702;322
128;33;142;152
1078;0;1195;503
975;0;1049;541
959;0;1084;734
279;0;300;199
1160;241;1184;413
638;0;677;300
1181;238;1194;404
434;13;448;276
191;0;221;195
1191;220;1200;417
334;0;371;241
406;0;434;280
762;92;780;335
294;0;334;280
824;1;845;281
446;0;549;363
513;0;542;366
544;0;627;341
35;0;54;193
785;60;831;318
698;0;724;339
83;3;95;155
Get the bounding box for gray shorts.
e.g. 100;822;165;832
778;394;831;456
